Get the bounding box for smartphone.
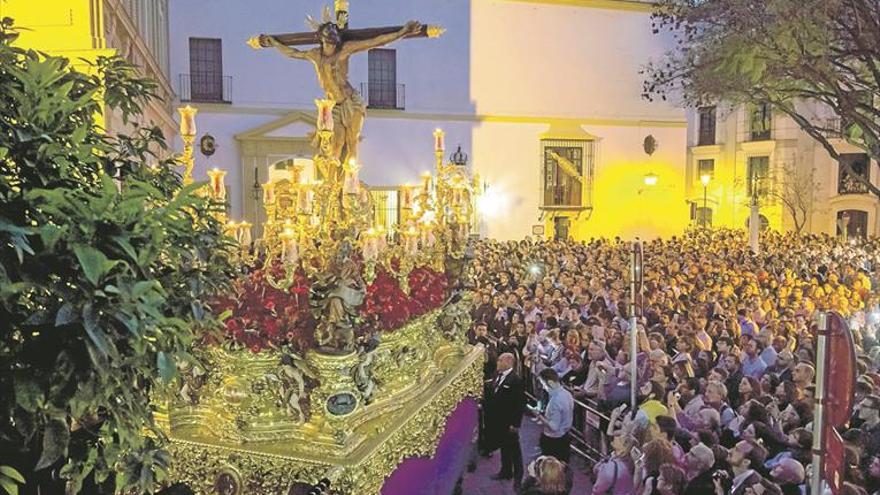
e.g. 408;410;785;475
631;446;644;463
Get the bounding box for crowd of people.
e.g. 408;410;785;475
468;229;880;495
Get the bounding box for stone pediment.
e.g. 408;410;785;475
235;110;316;141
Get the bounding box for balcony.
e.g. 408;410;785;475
179;73;232;104
838;154;871;195
839;175;871;195
358;82;405;110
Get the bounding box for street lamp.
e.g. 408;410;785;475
700;173;712;227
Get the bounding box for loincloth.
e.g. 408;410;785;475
332;93;365;130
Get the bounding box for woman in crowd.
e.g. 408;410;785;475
470;229;880;494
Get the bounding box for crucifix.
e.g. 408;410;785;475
248;1;443;167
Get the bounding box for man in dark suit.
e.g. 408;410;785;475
483;352;525;489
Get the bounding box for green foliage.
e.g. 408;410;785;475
0;466;25;495
644;0;880;194
0;17;236;494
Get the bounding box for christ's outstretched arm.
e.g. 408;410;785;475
339;21;421;56
259;35;315;61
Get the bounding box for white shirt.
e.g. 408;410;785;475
494;368;512;392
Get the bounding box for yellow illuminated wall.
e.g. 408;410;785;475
1;0;116;127
468;0;690;241
0;0;175;138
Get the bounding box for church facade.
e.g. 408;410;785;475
168;0;688;241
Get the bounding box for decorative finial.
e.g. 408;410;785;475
335;0;350;29
246;36;262;49
427;26;446;38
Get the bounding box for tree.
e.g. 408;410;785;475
643;0;880;196
768;162;818;233
0;18;236;494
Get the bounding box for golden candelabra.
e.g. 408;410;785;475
178;105;198;185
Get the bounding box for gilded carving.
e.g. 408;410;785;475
164;297;482;493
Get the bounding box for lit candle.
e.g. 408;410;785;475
315;99;335;132
279;227;298;265
433;128;445;153
297;186;313;214
178;105;197;136
239;221;252;247
362;228;377;261
226;221;239;241
207;168;227;200
376;226;387;252
262;182;275;205
405;227;418;256
343;159;360;195
421;172;432;194
400;185;413;209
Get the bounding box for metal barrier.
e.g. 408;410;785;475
519;361;610;465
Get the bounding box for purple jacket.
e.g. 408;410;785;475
591;456;634;495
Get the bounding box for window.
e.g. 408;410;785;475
690;203;713;226
749;102;772;141
541;139;595;208
695;207;713;226
838;153;870;195
747;156;770;197
189;38;223;101
367;49;398;109
698;159;715;179
837;210;868;239
698;106;716;145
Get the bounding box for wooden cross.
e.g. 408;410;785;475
247;24;443;49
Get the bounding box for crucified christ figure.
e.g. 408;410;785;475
257;20;422;166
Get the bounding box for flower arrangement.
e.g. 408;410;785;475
407;266;449;317
216;263;316;353
217;262;449;352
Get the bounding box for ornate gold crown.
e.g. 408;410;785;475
335;0;349;13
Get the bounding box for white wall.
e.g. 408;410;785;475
169;0;687;238
470;0;681;120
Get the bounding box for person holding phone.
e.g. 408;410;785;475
531;368;574;462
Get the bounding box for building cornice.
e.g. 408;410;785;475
689;144;723;156
189;103;686;129
502;0;656;13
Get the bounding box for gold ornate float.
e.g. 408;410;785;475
158;301;482;494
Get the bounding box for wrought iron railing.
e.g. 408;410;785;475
838;155;871;195
179;73;232;103
358;82;405;110
838;174;870;195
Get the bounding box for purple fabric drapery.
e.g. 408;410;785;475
380;398;478;495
